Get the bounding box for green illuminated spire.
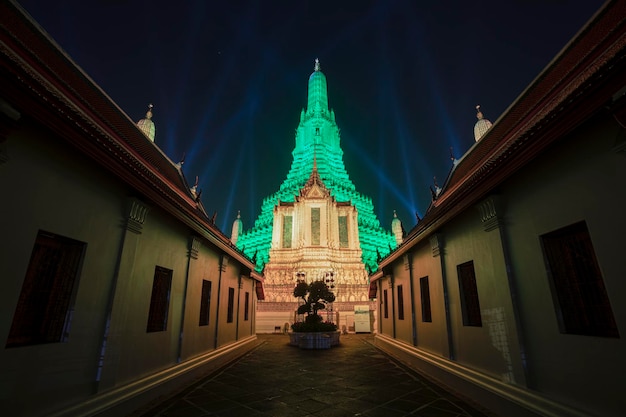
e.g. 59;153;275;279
237;60;395;272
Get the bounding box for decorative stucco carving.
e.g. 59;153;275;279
430;234;443;257
126;197;149;234
477;195;503;232
189;236;201;260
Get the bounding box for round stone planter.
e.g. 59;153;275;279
289;331;340;349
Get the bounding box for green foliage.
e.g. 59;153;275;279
291;318;338;332
293;280;335;318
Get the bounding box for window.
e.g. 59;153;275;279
282;215;292;248
7;231;85;348
147;266;172;332
457;261;482;327
227;287;235;323
199;280;212;326
338;216;348;248
383;289;389;319
311;208;320;245
420;276;432;322
397;285;405;320
541;221;618;337
244;291;250;321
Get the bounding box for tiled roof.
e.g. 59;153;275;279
378;0;626;269
0;0;261;278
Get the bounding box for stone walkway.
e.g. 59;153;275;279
134;334;494;417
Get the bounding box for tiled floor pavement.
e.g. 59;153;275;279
134;334;494;417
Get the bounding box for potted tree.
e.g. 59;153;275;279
290;280;340;349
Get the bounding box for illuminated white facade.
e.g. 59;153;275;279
256;162;374;333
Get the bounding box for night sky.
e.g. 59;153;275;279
18;0;606;234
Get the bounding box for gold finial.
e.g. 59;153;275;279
314;58;321;72
146;103;154;119
476;104;483;120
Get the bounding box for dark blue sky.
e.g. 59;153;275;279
19;0;605;234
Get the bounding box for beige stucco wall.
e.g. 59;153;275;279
100;207;191;388
377;277;393;336
181;246;221;359
439;208;525;384
500;114;625;414
215;262;241;346
390;260;412;344
374;112;626;416
0;120;260;416
237;278;256;340
378;209;526;385
1;124;129;412
410;243;450;358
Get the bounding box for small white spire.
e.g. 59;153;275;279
391;210;404;245
314;58;321;72
474;104;492;142
145;103;154;119
231;210;243;245
137;103;156;142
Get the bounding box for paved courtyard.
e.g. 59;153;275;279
134;334;494;417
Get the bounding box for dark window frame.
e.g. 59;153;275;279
420;276;432;323
244;291;250;321
457;261;482;327
199;280;212;326
227;287;235;323
146;266;173;333
7;230;86;348
541;221;619;338
397;285;405;320
383;289;389;319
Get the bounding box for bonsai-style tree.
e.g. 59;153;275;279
294;280;336;325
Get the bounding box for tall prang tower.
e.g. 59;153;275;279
234;59;397;332
237;59;395;271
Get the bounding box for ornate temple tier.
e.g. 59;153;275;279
234;60;395;333
236;60;395;274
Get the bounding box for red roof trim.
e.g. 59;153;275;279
380;0;626;269
0;1;259;275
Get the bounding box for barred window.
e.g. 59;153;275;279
397;285;405;320
7;231;85;348
420;276;432;323
541;221;618;338
457;261;482;327
227;287;235;323
244;292;250;321
147;266;172;332
199;280;212;326
383;289;389;319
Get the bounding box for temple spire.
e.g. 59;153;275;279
236;60;396;272
307;59;329;115
391;210;404;245
231;211;243;245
